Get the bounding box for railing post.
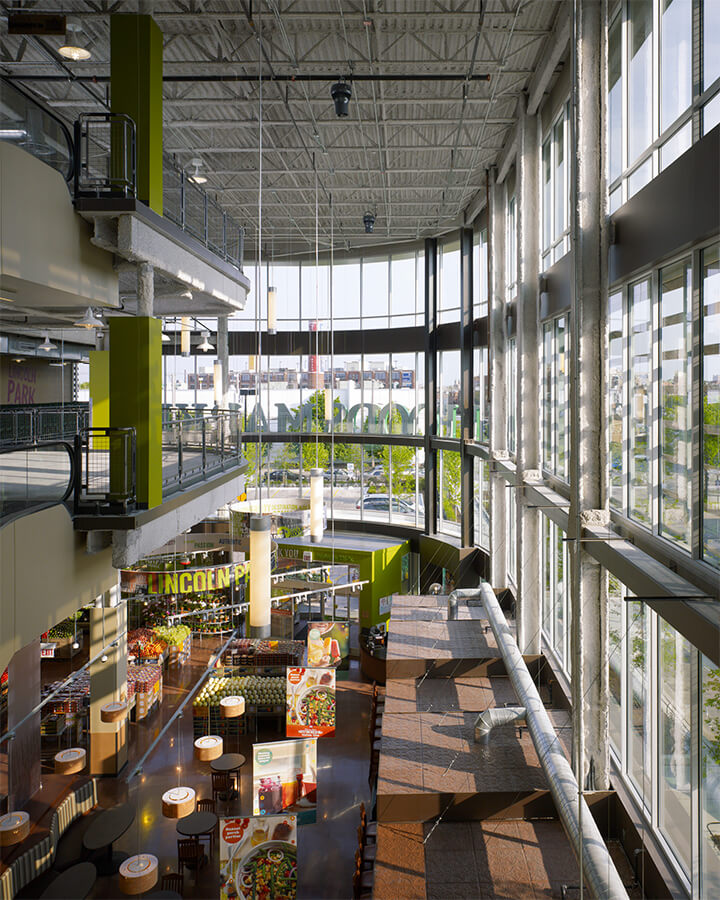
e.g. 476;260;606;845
202;418;207;473
178;420;183;485
220;415;225;466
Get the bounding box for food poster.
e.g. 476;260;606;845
307;622;349;669
219;815;297;900
253;739;317;825
286;667;336;738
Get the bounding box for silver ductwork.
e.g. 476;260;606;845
474;706;526;740
448;585;629;900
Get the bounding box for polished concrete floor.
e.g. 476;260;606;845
30;636;373;900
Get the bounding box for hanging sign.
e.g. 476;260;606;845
307;623;349;669
219;815;297;900
253;739;317;825
286;668;336;738
121;561;250;596
40;643;57;658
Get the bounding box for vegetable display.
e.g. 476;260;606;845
152;624;192;646
128;628;167;658
194;675;286;709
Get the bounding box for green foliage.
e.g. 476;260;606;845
440;450;461;521
704;666;720;767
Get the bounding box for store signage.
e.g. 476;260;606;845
40;643;57;658
286;667;336;738
121;561;250;596
219;816;297;900
253;738;317;825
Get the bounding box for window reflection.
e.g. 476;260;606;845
703;244;720;567
630;279;652;525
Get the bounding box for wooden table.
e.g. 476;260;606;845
40;861;96;898
176;811;218;838
211;753;246;802
82;803;134;875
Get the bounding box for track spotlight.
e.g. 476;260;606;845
331;80;352;117
363;212;375;234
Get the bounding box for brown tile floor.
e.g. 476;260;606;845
29;637;373;899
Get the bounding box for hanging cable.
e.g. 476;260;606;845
256;8;264;516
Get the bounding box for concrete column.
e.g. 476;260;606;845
569;0;610;790
424;238;438;535
460;227;474;548
137;261;154;317
7;639;41;809
89;584;128;775
516;96;542;654
217;315;230;408
488;168;507;587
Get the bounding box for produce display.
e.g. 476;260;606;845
127;664;162;695
222;639;305;668
194;675;286;709
152;624;192;646
128;628;167;659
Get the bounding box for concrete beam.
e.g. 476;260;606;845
527;8;571;115
496;127;517;185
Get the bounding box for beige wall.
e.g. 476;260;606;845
0;356;73;405
0;504;117;673
0;142;118;309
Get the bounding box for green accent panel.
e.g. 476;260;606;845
89;351;109;430
278;539;408;628
110;15;163;213
109;317;162;508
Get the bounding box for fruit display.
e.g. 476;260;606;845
127;664;162;695
194;675;286;710
152;624;192;647
222;639;305;668
128;628;168;659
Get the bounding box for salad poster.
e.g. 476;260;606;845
307;622;349;669
286;667;336;738
253;739;317;826
219;815;297;900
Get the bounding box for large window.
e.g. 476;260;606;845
362;257;389;328
659;259;692;547
438;450;461;536
473;347;489;441
541;102;570;269
439;237;460;324
540;315;569;479
473;227;488;318
506;195;517;299
438;351;461;438
703;244;720;567
629;278;652;525
474;457;490;550
608;290;624;509
507;338;517;455
627;599;652;804
541;518;570;675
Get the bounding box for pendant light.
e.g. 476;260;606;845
100;700;128;723
73;307;103;329
193;735;223;762
0;811;30;847
180;317;191;356
58;23;91;61
161;786;196;817
162;332;171;343
119;854;158;895
267;286;277;334
220;695;246;718
249;515;271;638
38;334;56;352
214;361;223;406
310;468;324;543
187;158;207;185
324;388;332;422
54;747;86;774
198;334;214;353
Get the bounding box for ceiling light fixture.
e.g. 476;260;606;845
162;332;171;343
363;212;376;234
58;23;91;61
331;80;352;117
198;335;214;352
38;334;57;352
74;306;102;329
187;158;207;185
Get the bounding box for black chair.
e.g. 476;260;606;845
160;871;184;894
177;838;204;884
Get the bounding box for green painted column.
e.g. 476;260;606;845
110;317;162;508
110;14;163;213
89;350;109;429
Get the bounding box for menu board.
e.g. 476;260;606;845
219;815;297;900
286;667;336;738
307;622;349;669
253;739;317;825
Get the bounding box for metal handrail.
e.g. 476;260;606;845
161;410;242;492
0;403;90;447
74;426;136;513
74;112;137;198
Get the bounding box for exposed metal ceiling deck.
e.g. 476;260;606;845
0;1;564;257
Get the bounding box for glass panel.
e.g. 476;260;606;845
542;137;552;253
608;574;624;753
272;264;301;329
703;244;720;567
473;347;489;441
658;621;692;871
555;317;569;478
474;227;488;317
608;14;624;183
362;258;389;328
553;113;566;245
609;186;623;214
704;0;720;89
542;516;553;638
628;158;653;198
609;290;624;510
660;0;692;131
627;600;651;803
480;459;490;548
438;351;461;438
553;524;566;665
507;491;517;584
628;0;654;165
360;445;388;524
332;260;361;330
542;322;554;471
704;92;720;134
389;252;417;327
301;261;330;327
507;196;517;298
660;121;692;170
438;450;461;536
507;339;517;454
439;238;461;324
630;278;652;526
700;654;720;898
659;258;692;547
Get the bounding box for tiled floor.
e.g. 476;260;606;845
26;637;374;899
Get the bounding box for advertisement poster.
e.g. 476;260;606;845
307;622;349;669
219;815;297;900
253;739;317;825
286;668;336;738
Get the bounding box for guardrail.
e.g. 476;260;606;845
162;411;242;492
0;404;90;447
74;427;136;514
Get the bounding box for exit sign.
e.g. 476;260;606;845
8;13;66;35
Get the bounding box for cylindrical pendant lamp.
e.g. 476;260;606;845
118;854;158;894
267;286;277;334
0;811;30;846
324;388;332;422
193;735;223;762
54;747;86;775
214;361;223;407
249;515;272;638
161;786;196;818
180;317;191;356
310;468;324;543
220;695;246;718
100;700;128;723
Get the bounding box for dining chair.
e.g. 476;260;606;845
211;771;232;807
359;802;378;842
196;798;216;813
352;868;373;900
160;871;184;893
177;838;203;884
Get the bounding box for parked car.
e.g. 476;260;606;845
268;469;299;483
356;493;417;514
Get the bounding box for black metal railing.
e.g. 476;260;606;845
162;410;242;492
0;404;90;447
74;427;136;514
0;441;76;522
0;76;74;182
